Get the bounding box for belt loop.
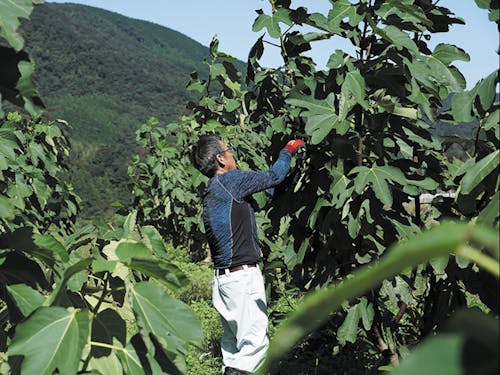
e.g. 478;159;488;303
242;265;248;270
224;268;230;276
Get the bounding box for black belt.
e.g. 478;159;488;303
215;264;256;276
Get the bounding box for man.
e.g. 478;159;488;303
191;134;305;374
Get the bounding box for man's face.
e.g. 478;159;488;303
217;141;237;171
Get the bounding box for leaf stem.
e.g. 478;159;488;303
456;245;500;277
92;273;110;314
89;341;125;352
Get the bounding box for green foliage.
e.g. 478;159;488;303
259;221;499;372
0;0;44;117
9;307;89;375
0;112;79;234
2;0;498;373
129;0;498;372
1;212;202;374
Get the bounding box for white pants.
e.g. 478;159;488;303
212;265;269;373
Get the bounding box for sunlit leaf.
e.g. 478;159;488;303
460;150;499;194
127;258;188;292
477;191;499;226
129;282;202;373
33;234;68;263
8;307;89;375
7;284;45;317
475;70;497;111
381;26;418;53
0;0;41;51
337;304;360;345
89;352;123;375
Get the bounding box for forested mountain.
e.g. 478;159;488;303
21;2;212;218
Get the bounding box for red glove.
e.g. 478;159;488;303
283;139;305;155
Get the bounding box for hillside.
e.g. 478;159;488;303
21;3;212;218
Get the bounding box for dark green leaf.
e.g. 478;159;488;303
431;44;470;66
91;309;126;358
382;25;418;53
341;70;367;109
89;352;123;375
358;298;374;331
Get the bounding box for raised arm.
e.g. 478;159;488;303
220;140;305;200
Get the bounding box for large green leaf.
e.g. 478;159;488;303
128;258;188;292
351;165;406;207
337;304;360;345
431;44;470;66
381;25;418;54
7;284;45;317
391;335;464;375
477;191;499;226
33;234;69;262
115;241;152;263
287;93;348;143
141;225;168;257
375;0;431;30
475;70;498;111
0;195;15;219
426;44;469;93
116;340;145;375
252;9;292;38
326;0;362;32
0;0;43;51
460;150;499;194
451;90;475;122
89;352;123;375
129;282;202;372
8;307;89;375
341;70;368;110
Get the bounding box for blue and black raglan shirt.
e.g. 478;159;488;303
202;149;292;269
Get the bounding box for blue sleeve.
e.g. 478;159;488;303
220;149;292;201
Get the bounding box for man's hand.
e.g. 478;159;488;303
283;139;305;156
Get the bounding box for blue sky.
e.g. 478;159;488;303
47;1;498;88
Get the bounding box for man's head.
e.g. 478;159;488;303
192;134;237;177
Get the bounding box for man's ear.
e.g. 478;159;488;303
215;153;225;167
